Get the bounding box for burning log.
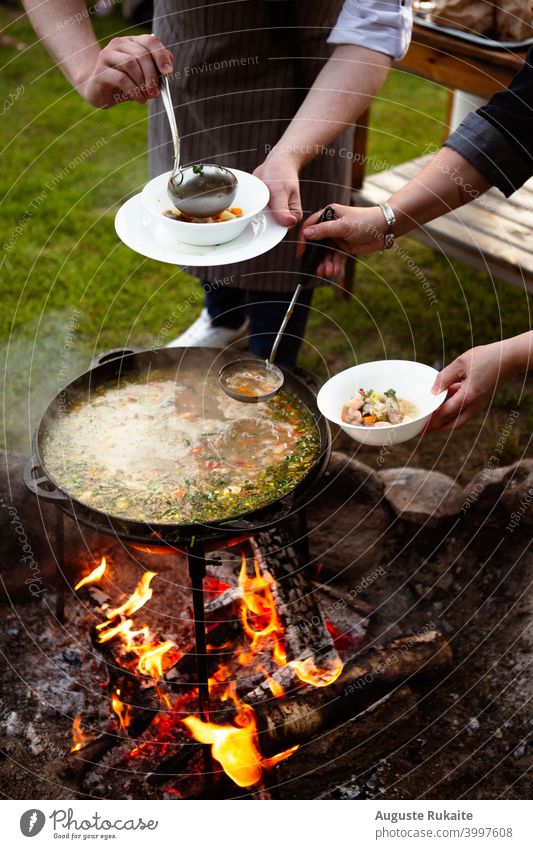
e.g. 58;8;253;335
147;686;418;791
270;685;419;797
163;617;240;682
64;731;119;784
204;585;241;615
242;529;343;700
253;529;336;661
253;630;452;755
88;617;240;740
176;630;451;790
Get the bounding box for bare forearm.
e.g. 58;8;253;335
389;147;493;237
269;45;390;168
503;331;533;375
22;0;101;88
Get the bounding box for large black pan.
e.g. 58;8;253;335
24;347;331;547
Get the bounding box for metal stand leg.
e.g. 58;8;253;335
187;542;213;777
55;511;66;623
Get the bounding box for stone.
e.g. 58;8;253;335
378;467;464;527
325;452;385;504
307;452;395;581
463;460;533;521
499;462;533;530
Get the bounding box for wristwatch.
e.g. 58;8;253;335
377;202;396;249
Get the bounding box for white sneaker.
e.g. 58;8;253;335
166;308;250;349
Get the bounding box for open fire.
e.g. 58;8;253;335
64;523;452;801
71;547;346;788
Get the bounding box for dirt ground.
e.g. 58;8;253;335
0;454;531;801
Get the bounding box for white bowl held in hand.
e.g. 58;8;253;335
141;168;270;246
317;360;447;447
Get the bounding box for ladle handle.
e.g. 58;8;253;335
269;207;336;366
159;74;180;169
297;205;336;286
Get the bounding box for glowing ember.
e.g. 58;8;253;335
80;544;345;791
70;714;92;752
183;686;297;788
289;654;344;687
135;640;175;682
111;690;131;731
74;556;107;591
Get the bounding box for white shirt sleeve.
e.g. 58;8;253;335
328;0;413;61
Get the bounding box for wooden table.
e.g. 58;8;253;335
398;21;528;97
345;21;532;294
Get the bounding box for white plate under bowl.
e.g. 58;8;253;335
317;360;447;446
115;193;288;267
141;168;270;246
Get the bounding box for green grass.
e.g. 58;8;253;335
1;7;531;474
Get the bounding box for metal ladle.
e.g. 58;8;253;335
159;74;238;218
219;207;336;403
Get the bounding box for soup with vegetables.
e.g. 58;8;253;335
342;387;419;427
43;370;320;524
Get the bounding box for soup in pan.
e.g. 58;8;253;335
42;369;320;524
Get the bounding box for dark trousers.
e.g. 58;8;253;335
203;283;313;368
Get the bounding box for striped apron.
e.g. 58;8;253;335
149;0;353;291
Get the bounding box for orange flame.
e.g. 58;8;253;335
70;715;92;752
74;556;107;591
111;689;131;731
183;686;297;788
238;553;285;665
289;654;344;688
97;618;150;650
98;571;157;625
135;640;175;682
257;665;285;699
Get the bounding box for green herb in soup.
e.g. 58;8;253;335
42;370;320;524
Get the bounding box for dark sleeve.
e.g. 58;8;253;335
444;45;533;197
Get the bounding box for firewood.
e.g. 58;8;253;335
64;731;119;784
163;630;451;783
268;686;418;797
254;630;452;755
253;528;337;662
95;618;241;738
163;617;240;682
148;686;419;790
